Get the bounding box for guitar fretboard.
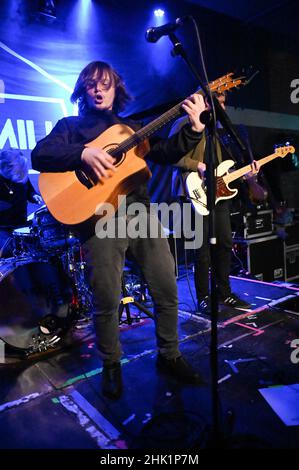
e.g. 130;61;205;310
109;73;245;158
223;152;284;184
109;100;187;158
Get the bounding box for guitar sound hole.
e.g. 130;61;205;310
104;144;125;167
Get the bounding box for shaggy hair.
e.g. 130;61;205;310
70;61;131;115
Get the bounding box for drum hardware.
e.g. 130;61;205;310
61;243;94;326
25;332;62;356
34;239;93;345
2;338;55;359
1;324;63;360
124;273;152;307
119;268;154;325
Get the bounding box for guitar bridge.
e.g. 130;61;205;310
75;169;95;189
193;189;201;200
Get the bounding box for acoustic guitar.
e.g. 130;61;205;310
39;73;246;225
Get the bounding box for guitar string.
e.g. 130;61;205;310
108;76;243;158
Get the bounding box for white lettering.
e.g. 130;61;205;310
26;120;36;149
45;120;53;135
17;119;27;149
290;338;299;364
99;455;135;467
0;339;4;364
0;79;4;103
0;118;18;148
95;202;117;238
290;79;299;104
0;118;53;150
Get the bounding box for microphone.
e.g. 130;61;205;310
145;17;188;43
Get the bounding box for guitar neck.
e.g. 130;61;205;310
135;101;185;142
224;152;279;184
133;75;241;145
113;72;245;157
114;100;185;156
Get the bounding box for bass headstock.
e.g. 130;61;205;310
274;145;295;157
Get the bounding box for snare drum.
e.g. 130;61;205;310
12;226;39;256
32;207;78;253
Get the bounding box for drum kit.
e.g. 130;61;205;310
0;206;93;363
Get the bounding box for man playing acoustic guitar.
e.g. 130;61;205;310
32;61;208;399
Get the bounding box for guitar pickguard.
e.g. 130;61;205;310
216;177;236;198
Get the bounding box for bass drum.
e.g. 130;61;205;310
0;257;72;361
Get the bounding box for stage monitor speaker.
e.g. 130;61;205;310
233;235;285;282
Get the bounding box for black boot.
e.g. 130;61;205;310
102;362;123;400
156;355;203;384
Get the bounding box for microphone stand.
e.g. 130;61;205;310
167;32;246;447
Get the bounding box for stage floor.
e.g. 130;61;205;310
0;271;299;450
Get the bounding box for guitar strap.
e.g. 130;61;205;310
202;131;223;165
216;128;240;165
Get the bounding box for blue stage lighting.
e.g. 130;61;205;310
68;0;94;35
154;9;165;18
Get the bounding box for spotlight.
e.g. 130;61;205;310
38;0;56;19
154;9;165;18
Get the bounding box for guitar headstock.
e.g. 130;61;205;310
208;72;247;94
274;145;295;157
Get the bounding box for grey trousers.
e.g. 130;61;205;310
82;212;180;364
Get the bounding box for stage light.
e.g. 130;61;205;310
67;0;94;36
154;9;165;18
38;0;56;19
78;0;92;26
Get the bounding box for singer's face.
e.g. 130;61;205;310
85;71;116;111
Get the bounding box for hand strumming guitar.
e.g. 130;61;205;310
81;147;117;181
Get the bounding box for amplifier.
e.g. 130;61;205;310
278;223;299;247
233;235;285;281
285;244;299;281
231;210;273;239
